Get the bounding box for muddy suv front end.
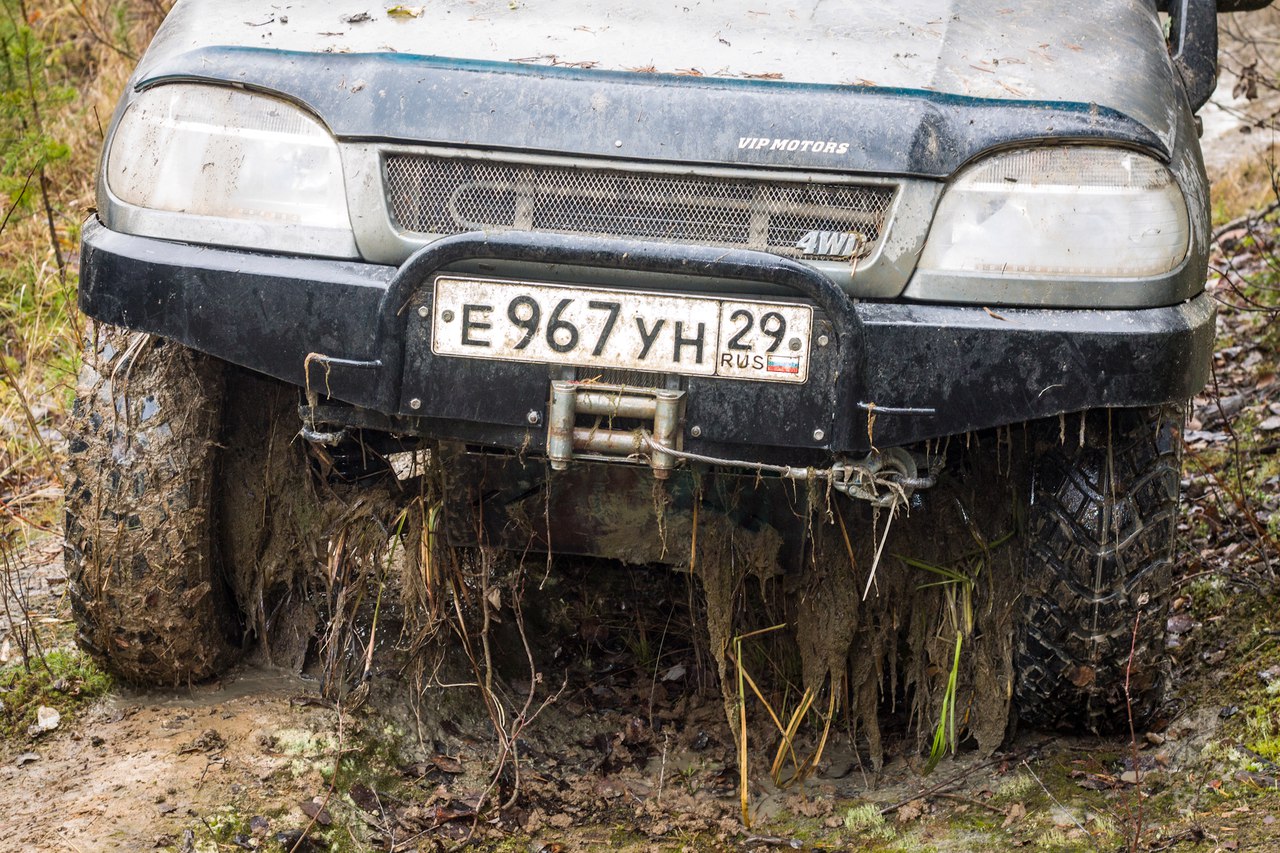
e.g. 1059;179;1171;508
69;0;1231;738
81;50;1213;475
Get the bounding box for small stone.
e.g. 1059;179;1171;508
27;706;61;737
1145;732;1166;746
37;706;60;729
1121;770;1141;785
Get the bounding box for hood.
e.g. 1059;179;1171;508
129;0;1182;176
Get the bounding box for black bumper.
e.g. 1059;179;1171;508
79;219;1213;458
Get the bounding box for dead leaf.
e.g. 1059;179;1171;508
386;5;424;17
1076;773;1118;790
431;754;465;774
1002;802;1027;828
300;800;333;826
1068;665;1096;688
1233;62;1259;101
342;11;373;23
432;802;477;825
348;782;381;813
897;800;924;822
178;729;226;755
595;778;625;799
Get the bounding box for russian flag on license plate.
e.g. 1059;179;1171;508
766;355;801;375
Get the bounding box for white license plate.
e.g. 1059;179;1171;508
431;276;813;383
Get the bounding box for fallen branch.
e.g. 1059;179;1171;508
1212;198;1280;243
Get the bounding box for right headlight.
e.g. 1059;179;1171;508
103;83;356;258
918;146;1189;278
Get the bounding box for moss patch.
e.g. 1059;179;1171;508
0;648;111;742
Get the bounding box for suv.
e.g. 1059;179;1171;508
65;0;1264;741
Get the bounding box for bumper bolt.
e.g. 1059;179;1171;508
690;425;702;438
813;428;825;442
409;398;422;410
417;305;429;319
527;410;541;425
817;334;830;348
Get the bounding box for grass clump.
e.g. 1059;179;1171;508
0;647;111;740
843;802;894;841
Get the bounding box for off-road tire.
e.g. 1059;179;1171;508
64;326;239;684
1014;406;1181;733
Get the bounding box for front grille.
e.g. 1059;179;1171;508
384;154;894;259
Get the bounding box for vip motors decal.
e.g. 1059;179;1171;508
738;137;850;154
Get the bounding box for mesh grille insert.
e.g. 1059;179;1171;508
385;154;894;258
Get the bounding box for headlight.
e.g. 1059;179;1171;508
918;147;1189;278
104;83;356;257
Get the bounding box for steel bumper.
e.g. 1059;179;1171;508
79;218;1213;459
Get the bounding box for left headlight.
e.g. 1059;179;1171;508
918;146;1189;279
104;83;356;258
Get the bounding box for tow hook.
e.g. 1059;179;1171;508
830;447;934;507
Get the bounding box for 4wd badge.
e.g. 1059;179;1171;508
795;230;864;259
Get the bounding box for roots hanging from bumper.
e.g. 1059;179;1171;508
694;449;1023;775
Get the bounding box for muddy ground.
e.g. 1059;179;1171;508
3;524;1276;853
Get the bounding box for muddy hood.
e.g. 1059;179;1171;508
132;0;1184;177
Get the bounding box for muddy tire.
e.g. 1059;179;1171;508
1014;406;1182;733
64;327;239;684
